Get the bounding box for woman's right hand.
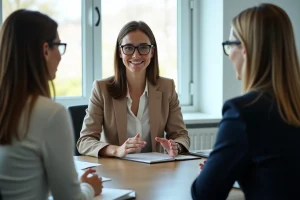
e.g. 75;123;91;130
114;134;146;158
80;168;103;196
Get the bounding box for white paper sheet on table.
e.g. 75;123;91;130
74;160;101;170
49;188;134;200
74;160;111;182
76;169;111;182
93;188;135;200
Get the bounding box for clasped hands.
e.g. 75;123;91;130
114;133;179;158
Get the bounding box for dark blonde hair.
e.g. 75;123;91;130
0;9;58;144
232;3;300;126
107;21;159;99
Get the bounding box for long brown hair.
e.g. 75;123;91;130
0;9;58;144
232;3;300;126
107;21;159;99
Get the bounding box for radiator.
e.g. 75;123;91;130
188;128;218;151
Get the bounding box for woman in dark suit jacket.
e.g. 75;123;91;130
191;3;300;200
77;21;190;158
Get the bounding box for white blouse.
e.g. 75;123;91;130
126;81;152;152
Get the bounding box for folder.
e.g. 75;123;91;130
121;152;201;164
188;149;212;158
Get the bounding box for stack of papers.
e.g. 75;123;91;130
94;188;135;200
49;161;135;199
121;152;201;164
74;162;135;199
49;188;135;200
189;149;212;158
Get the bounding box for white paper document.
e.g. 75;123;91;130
74;160;101;170
76;169;111;182
122;152;201;164
174;154;203;160
49;188;133;200
74;160;111;182
93;188;135;200
189;149;212;158
233;181;240;189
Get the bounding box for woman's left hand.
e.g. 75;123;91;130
199;160;207;170
155;137;178;157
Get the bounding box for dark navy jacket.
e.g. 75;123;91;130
191;91;300;200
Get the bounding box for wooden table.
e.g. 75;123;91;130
75;156;245;200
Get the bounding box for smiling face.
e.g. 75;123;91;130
228;27;245;80
119;30;154;75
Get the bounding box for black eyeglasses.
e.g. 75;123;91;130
119;44;154;55
48;42;67;55
222;40;241;56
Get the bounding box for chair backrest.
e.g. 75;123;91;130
67;105;88;156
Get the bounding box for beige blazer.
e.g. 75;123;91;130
77;77;190;157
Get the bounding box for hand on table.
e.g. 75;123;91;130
155;137;178;157
115;134;146;158
80;168;103;196
199;160;207;170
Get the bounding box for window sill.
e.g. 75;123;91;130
182;112;221;125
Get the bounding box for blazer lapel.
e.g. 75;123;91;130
148;83;162;151
112;98;127;145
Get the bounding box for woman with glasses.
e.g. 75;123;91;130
77;21;190;158
0;9;102;199
191;3;300;200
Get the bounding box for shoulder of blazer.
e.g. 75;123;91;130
155;76;174;91
91;77;115;101
94;76;113;87
225;91;273;109
223;91;275;118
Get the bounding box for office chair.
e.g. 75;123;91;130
67;105;88;156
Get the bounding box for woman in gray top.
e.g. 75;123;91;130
0;9;102;200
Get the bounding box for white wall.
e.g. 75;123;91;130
196;0;300;116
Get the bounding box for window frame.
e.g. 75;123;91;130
55;0;95;106
0;0;199;112
177;0;198;112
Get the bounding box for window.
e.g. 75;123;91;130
2;0;84;97
95;0;195;110
0;0;197;111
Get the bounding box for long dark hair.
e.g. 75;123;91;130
0;9;58;144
